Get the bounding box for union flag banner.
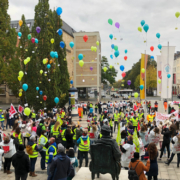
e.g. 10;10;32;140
18;105;24;114
9;104;17;118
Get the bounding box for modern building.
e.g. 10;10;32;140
73;32;101;100
0;19;75;104
173;51;180;95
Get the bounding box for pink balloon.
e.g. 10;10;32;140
31;38;35;43
115;22;120;29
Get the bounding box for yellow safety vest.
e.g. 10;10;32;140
132;117;138;126
0;115;5;121
61;129;66;141
100;115;104;122
90;104;93;108
73;128;76;140
38;135;48;150
79;137;90;152
29;144;39;158
109;120;113;127
52;126;60;138
61;112;65;118
148;115;154;122
114;113;119;121
100;134;102;138
45;145;57;163
31;113;36;119
95;105;98;109
13;132;23;144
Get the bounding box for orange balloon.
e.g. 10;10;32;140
46;58;48;63
50;60;53;64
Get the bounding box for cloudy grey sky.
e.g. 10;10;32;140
8;0;180;80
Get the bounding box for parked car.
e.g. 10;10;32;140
122;94;129;100
177;94;180;99
101;95;106;98
111;94;119;98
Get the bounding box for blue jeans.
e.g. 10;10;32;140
1;121;4;130
47;163;52;176
39;151;46;170
30;158;37;172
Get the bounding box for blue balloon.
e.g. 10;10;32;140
90;108;93;113
150;56;154;60
111;44;114;49
141;20;145;26
78;54;83;60
69;42;74;48
70;80;73;84
54;97;59;104
56;7;62;16
58;29;63;36
47;64;51;69
156;33;160;39
54;52;58;58
22;84;28;91
60;41;65;48
18;32;22;37
39;91;43;95
120;65;124;71
114;50;119;58
36;87;39;91
167;74;171;78
35;38;38;44
50;51;54;58
140;85;144;90
158;44;162;50
109;34;113;40
125;49;128;54
143;24;149;33
110;55;113;59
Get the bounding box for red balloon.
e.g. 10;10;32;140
150;46;154;52
31;38;35;43
122;72;126;78
43;95;47;101
83;35;88;42
124;56;127;60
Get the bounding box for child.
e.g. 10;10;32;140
67;148;78;180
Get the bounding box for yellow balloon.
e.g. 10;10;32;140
110;65;112;69
96;41;99;46
40;70;43;74
19;93;22;97
24;59;28;65
18;76;21;81
51;38;54;44
19;89;23;92
19;71;24;78
94;47;97;52
27;57;30;62
79;60;84;67
141;68;145;73
24;107;31;116
43;59;47;64
91;46;94;51
19;20;23;27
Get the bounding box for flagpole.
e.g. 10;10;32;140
167;42;169;100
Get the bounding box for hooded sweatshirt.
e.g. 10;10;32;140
12;151;30;175
48;152;71;180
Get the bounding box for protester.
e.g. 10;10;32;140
65;127;74;151
145;143;158;180
12;144;30;180
6;109;11;129
48;143;71;180
129;152;150;180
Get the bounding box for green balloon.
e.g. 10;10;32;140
79;60;84;67
28;34;31;40
114;46;118;51
175;12;180;18
134;92;138;98
138;27;142;32
108;19;113;25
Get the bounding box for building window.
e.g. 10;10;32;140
27;23;31;28
8;88;14;96
13;24;18;29
0;85;6;95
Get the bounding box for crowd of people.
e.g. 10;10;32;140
0;100;180;180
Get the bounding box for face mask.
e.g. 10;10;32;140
44;132;47;136
18;121;20;123
80;127;82;130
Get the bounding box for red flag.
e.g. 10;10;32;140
158;71;162;79
18;105;24;114
138;122;141;131
133;104;137;111
9;103;17;118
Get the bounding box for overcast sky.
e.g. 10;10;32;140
8;0;180;80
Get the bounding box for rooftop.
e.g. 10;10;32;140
10;19;76;37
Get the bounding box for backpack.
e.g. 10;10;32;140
128;161;142;180
26;145;33;155
37;124;43;137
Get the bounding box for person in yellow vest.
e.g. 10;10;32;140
38;130;48;170
51;121;60;138
126;115;131;125
28;135;42;177
114;110;119;132
95;103;98;113
73;126;77;152
0;109;5;130
131;114;139;131
61;127;67;148
108;116;114;137
46;137;57;176
147;112;154;123
61;110;66;120
31;110;36;122
77;129;90;168
99;112;104;127
12;127;23;150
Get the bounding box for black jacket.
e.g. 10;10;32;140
161;128;171;144
12;151;30;175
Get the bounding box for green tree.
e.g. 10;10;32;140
101;56;117;85
113;80;122;88
0;0;17;91
146;65;157;91
134;74;140;89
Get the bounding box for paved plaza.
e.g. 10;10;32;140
0;100;180;179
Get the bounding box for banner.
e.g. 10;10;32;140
9;103;17;118
18;105;24;114
140;54;145;99
171;101;180;105
160;46;175;99
156;110;178;126
157;55;162;96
